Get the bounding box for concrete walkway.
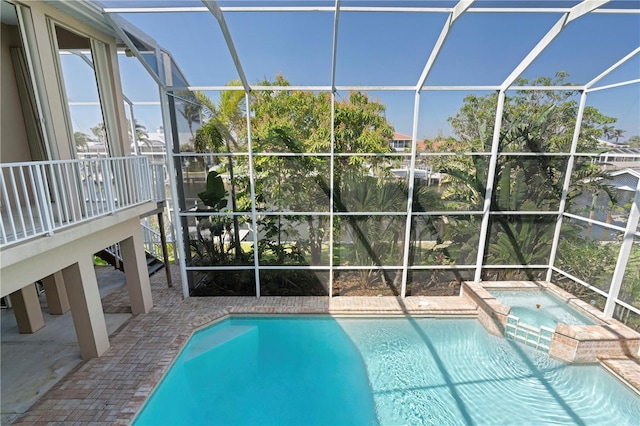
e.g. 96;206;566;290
1;267;131;424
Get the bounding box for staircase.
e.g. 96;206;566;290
95;244;165;277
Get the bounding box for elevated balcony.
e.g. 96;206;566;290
0;156;163;360
0;156;164;249
0;156;167;298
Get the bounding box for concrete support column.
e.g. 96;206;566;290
42;271;70;315
120;228;153;315
62;257;109;359
10;283;45;334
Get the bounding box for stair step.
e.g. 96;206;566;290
95;250;124;272
97;249;164;276
147;261;164;276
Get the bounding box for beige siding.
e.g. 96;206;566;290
1;23;31;163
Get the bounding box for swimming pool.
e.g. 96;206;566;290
134;316;640;425
490;290;597;329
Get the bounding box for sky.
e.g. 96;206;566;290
63;1;640;142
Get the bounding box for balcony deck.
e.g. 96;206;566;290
0;158;164;249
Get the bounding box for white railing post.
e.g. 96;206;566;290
101;158;117;213
34;163;54;235
1;167;18;240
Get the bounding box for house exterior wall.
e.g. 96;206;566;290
0;203;156;358
1;1;158;358
0;23;31;163
8;0;130;160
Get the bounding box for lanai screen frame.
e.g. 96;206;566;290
100;0;639;319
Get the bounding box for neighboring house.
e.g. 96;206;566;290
0;0;163;359
608;168;640;192
596;147;640;171
390;132;412;152
389;132;430;152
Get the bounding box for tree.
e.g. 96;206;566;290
187;76;400;294
438;73;618;279
88;120;151;154
627;135;640;148
612;128;626;143
192;83;246;260
177;91;201;139
128;119;150;151
74;131;92;150
247;76;395;268
603;124;615;141
90;122;107;144
193;171;231;262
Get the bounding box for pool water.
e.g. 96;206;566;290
490;290;597;329
134;317;640;425
135;317;378;425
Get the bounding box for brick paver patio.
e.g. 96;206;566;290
12;265;640;424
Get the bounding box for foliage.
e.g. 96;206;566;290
181;73;633;300
603;125;626;143
432;73;618;277
190;83;246;262
198;171;227;211
617;243;640;311
85;119;150;152
626;135;640;148
447;73;616;154
129;119;149;146
334;172;406;291
555;222;619;289
486;215;555;279
190;171;242;267
185;75;402;293
90;122;106;144
74;131;92;149
247;76;395;271
176;90;201;138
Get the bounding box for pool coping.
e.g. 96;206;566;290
13;267;480;425
599;357;640;397
12;269;640;425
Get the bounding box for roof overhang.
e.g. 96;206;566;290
43;0;117;39
609;168;640;179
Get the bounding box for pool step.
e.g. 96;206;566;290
185;325;257;361
505;315;554;352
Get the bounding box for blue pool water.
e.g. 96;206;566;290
135;317;640;425
490;290;597;329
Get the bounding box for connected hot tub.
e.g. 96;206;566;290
462;281;640;363
489;289;597;330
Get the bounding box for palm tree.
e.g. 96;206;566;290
129;119;150;150
90;123;106;144
602;124;615;141
74;131;92;150
192;85;246;260
440;104;616;280
334;171;406;293
613;128;626;144
177;91;201;140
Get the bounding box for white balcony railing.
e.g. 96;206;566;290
0;157;163;248
141;221;165;260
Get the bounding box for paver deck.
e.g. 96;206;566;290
11;266;640;424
